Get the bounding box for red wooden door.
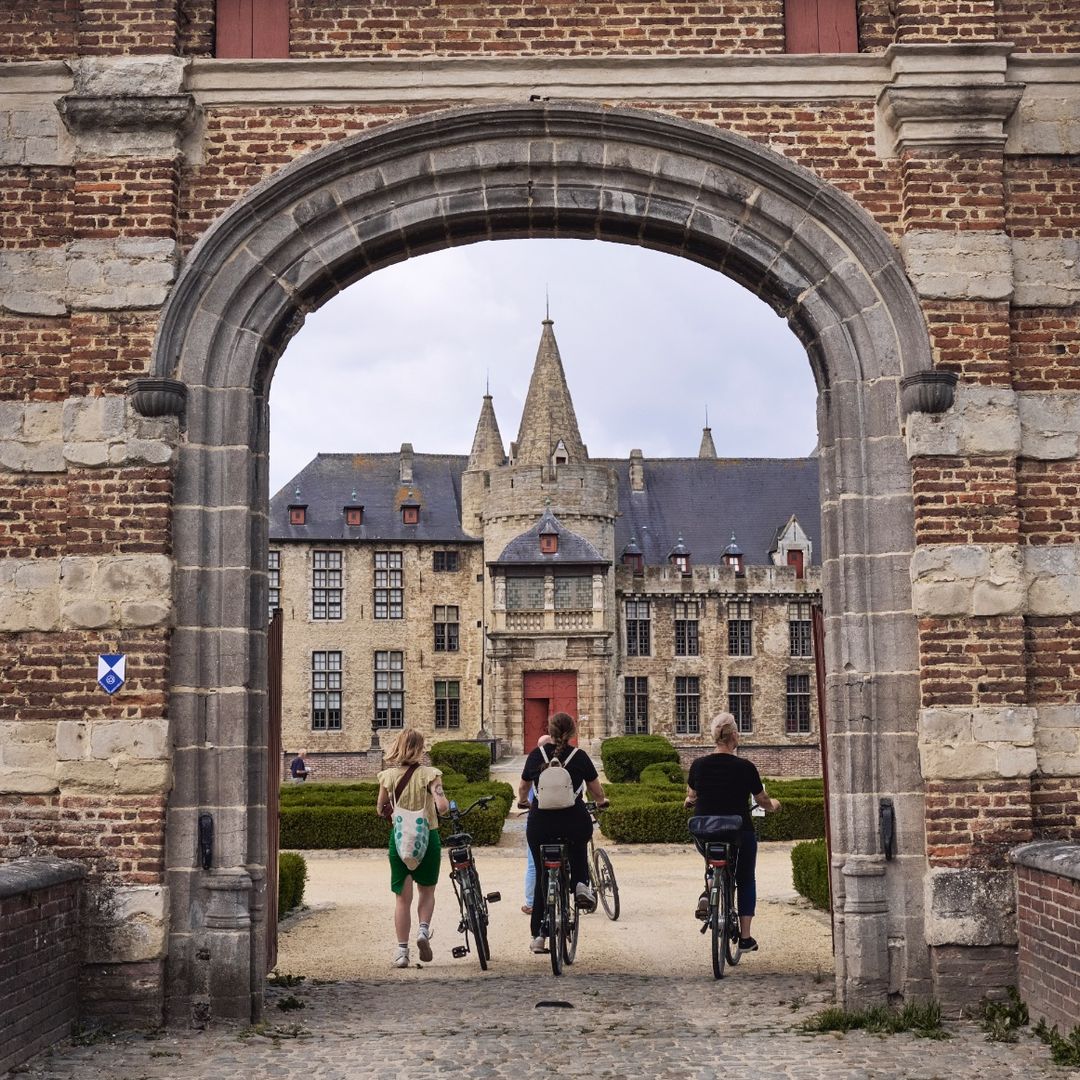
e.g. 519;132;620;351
784;0;858;53
522;672;578;751
787;549;805;579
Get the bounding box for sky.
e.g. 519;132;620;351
268;239;818;497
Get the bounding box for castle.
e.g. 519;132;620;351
270;318;822;774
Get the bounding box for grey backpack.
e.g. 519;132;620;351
535;744;583;810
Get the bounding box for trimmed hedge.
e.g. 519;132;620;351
792;838;830;910
278;779;514;849
601;791;826;843
278;852;308;917
640;761;686;786
765;777;825;799
429;741;491;782
600;735;680;783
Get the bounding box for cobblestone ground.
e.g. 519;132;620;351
12;971;1071;1080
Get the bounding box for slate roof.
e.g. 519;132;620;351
494;507;607;566
270;453;478;544
271;454;820;566
599;456;820;567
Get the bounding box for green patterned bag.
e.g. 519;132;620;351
392;764;430;870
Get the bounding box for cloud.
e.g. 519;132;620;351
269;240;817;494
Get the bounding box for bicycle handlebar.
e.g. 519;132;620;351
440;795;496;821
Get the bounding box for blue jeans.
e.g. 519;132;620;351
524;844;536;906
734;828;758;917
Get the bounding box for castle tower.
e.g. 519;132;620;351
699;425;717;458
513;319;587;466
461;391;505;536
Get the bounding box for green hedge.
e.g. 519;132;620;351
600;735;680;783
792;838;830;910
429;741;491;782
278;852;308;917
765;777;825;799
279;779;514;849
640;761;686;786
601;792;826;844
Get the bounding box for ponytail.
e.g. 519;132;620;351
547;711;576;754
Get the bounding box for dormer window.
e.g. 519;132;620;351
401;491;420;525
551;439;569;467
621;536;644;575
723;533;744;577
668;536;691;576
289;505;307;526
345;506;363;527
540;533;558;555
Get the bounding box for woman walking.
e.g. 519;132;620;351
376;728;449;968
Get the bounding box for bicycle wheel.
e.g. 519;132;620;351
547;870;564;976
465;884;489;970
711;874;726;980
593;847;620;921
562;875;579;965
724;876;742;967
469;868;491;964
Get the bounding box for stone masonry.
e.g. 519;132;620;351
0;0;1077;1035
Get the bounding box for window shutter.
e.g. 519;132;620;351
785;0;858;54
216;0;289;58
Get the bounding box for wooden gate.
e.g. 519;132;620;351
266;607;283;971
521;671;578;750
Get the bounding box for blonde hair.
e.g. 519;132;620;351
711;713;739;748
384;728;425;766
548;712;576;753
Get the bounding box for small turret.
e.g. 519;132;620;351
467;393;506;471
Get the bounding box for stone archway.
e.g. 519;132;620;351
153;102;935;1020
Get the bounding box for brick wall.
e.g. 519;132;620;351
0;859;84;1075
281;750;384;782
1012;843;1080;1031
995;1;1080;53
676;742;823;778
925;780;1034;868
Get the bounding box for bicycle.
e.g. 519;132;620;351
688;814;744;979
538;839;580;976
441;796;502;970
586;801;619;921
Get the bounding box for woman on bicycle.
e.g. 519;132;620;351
518;712;607;954
684;713;781;952
376;728;450;968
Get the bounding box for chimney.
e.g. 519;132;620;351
399;442;413;484
629;449;645;492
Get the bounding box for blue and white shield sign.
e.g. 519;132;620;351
97;654;126;695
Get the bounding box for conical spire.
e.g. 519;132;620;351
467;393;506;470
514;319;587;467
699;426;717;459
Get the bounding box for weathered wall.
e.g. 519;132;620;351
0;0;1076;1026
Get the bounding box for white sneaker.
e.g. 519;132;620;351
575;883;597;912
529;936;546;953
392;945;410;968
416;928;433;963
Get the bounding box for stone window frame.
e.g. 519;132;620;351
268;549;281;619
311;650;342;731
434;679;461;729
785;673;812;734
674;675;700;734
624;676;649;734
433;550;459;572
626;599;651;657
727;599;753;656
789;600;813;658
374;550;403;620
312;550;342;621
433;604;459;652
374;650;404;728
728;675;753;733
674;600;700;656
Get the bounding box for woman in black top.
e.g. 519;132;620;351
518;712;608;953
685;713;781;952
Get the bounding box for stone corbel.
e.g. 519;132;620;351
877;43;1024;157
128;378;188;420
899;371;957;418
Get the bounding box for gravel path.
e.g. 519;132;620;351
276;821;834;980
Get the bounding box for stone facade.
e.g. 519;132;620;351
0;0;1076;1033
272;324;822;765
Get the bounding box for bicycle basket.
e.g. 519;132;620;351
688;815;744;844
